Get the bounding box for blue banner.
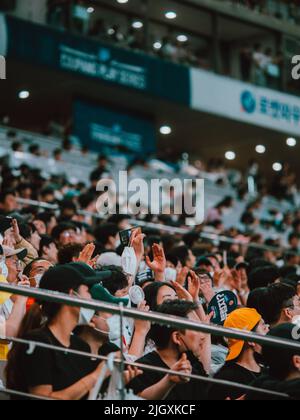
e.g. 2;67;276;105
4;15;190;105
73;100;156;156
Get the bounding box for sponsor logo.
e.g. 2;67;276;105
241;90;256;114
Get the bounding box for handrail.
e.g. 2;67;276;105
1;335;289;400
16;197;299;255
1;283;300;351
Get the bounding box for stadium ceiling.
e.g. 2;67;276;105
1;58;298;179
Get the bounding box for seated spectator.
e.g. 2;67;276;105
38;235;58;264
5;263;112;400
248;265;280;290
57;243;84;265
23;258;53;288
51;223;78;248
247;323;300;400
208;308;269;400
0;190;18;216
128;300;209;400
248;283;300;328
94;223;120;253
34;212;57;236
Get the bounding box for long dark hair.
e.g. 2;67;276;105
144;282;176;312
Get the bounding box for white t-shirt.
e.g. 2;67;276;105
0;299;13;321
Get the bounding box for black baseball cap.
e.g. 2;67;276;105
39;262;113;294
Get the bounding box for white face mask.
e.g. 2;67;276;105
107;315;122;342
0;259;8;279
121;247;137;276
165;267;177;282
78;308;95;326
34;273;43;287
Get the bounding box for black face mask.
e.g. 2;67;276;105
254;351;266;367
179;336;195;361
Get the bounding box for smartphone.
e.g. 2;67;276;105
119;227;142;247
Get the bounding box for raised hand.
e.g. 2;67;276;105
124;365;143;385
130;229;145;263
176;267;190;287
76;243;96;266
11;219;22;243
145;244;166;276
169;353;192;384
134;300;151;335
170;280;193;302
187;271;201;302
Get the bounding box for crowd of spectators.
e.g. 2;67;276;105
0;130;300;400
227;0;300;24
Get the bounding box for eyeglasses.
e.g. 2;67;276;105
284;296;300;310
61;231;76;238
7;258;22;269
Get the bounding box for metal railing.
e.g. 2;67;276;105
1;283;298;400
17;197;300;256
0;334;289;400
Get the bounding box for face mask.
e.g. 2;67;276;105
292;315;300;326
94;327;109;337
115;239;121;249
254;351;266;367
121;247;137;276
107;315;122;342
34;273;43;287
0;260;8;279
165;267;177;282
78;308;95;326
179;335;190;354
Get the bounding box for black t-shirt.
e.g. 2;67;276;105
19;327;98;398
99;341;119;356
246;374;300;401
128;351;208;401
208;362;261;400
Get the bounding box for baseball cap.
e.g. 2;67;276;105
39;262;113;294
224;308;262;361
74;263;129;305
2;246;28;260
90;283;129;306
